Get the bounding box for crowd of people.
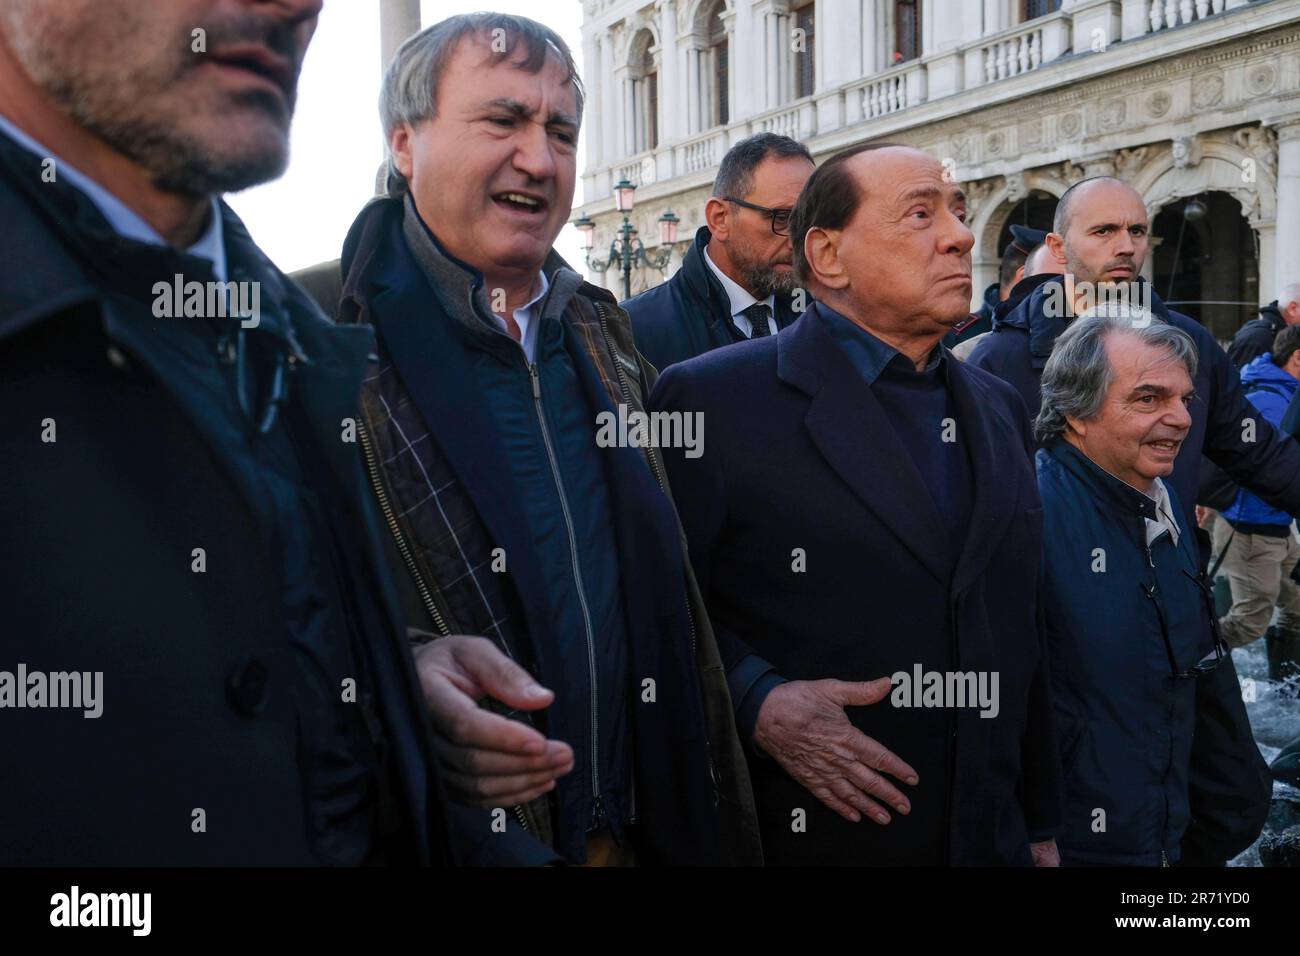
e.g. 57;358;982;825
1;2;1296;867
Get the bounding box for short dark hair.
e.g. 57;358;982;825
999;245;1033;290
1273;325;1300;368
789;142;902;283
380;13;584;193
711;133;814;200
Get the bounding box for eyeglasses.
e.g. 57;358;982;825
1140;568;1229;680
724;196;794;237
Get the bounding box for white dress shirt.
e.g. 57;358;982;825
485;270;550;363
1145;477;1181;547
702;244;777;338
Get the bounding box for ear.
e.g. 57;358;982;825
1013;265;1027;286
390;124;416;181
1045;232;1068;267
805;228;848;291
1064;414;1087;440
704;197;730;240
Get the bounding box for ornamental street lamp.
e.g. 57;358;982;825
574;179;684;300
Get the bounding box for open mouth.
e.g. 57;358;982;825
1147;439;1181;453
493;192;548;215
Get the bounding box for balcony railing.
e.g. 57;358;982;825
752;104;801;140
848;59;927;120
583;0;1264;202
1149;0;1228;31
965;12;1072;90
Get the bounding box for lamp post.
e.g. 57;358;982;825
573;179;684;300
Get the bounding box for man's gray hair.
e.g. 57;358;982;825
379;13;584;193
712;133;814;200
1280;282;1300;310
1034;315;1198;443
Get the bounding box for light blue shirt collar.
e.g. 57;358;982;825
0;113;227;281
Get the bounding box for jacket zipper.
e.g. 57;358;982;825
358;412;533;834
358;415;452;638
529;362;605;828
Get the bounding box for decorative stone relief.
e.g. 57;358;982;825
1059;113;1082;140
1247;62;1277;96
1114;146;1150;181
1192;73;1224;110
1003;172;1027;203
1020;118;1043;149
1146;90;1172;118
1171;134;1203;170
1233;125;1278;181
1099;99;1127;131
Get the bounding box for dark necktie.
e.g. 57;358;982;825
742;302;773;338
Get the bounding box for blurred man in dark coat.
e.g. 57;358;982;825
651;143;1063;866
968;176;1276;865
0;0;460;864
1227;285;1300;369
944;224;1047;350
624;133;813;371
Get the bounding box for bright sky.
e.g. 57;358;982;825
227;0;586;275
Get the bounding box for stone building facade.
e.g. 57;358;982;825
575;0;1300;341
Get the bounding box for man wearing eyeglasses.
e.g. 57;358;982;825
1035;314;1230;866
624;133;814;371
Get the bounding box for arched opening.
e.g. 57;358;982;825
1152;192;1258;343
629;29;658;154
995;191;1059;261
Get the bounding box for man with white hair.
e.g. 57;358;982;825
968;175;1279;866
1227;282;1300;369
1035;315;1229;865
299;13;761;866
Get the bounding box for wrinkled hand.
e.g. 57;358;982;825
754;677;918;824
1030;838;1060;867
414;635;574;807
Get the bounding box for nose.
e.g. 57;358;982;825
513;119;558;184
940;209;974;258
1166;399;1193;432
1114;228;1136;257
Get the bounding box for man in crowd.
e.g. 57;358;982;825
649;143;1062;866
1227;282;1300;369
945;224;1046;350
952;234;1064;361
624;133;813;371
301;14;761;866
967;175;1276;864
1035;316;1224;865
1213;325;1300;691
0;0;460;864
